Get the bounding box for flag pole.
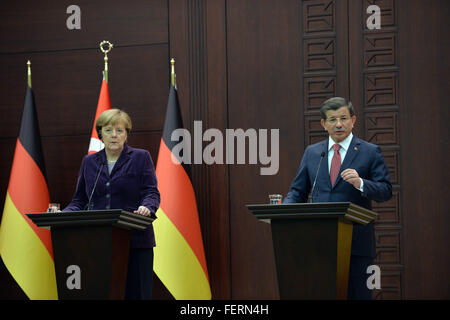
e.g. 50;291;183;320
88;41;112;154
170;58;176;88
100;40;113;83
27;60;32;88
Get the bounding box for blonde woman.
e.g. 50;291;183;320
64;108;160;299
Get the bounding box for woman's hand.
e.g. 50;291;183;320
134;206;151;217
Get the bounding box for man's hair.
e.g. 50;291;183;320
320;97;355;119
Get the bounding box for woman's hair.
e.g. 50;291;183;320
95;108;132;138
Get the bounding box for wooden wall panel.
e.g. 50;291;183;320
204;0;231;299
226;0;302;299
0;0;168;53
398;0;450;299
301;0;349;145
168;0;232;299
349;0;404;299
0;47;168;137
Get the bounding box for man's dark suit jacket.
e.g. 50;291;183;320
284;135;392;257
64;144;160;248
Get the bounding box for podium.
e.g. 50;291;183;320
246;202;377;299
26;209;154;300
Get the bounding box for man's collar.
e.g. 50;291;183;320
328;132;353;151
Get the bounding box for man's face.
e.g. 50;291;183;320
320;106;356;143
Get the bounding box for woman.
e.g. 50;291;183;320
63;108;160;299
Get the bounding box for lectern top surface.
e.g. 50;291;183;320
26;209;154;230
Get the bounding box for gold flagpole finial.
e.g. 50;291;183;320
100;40;113;83
27;60;32;88
170;58;176;88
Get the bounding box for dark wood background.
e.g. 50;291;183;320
0;0;448;299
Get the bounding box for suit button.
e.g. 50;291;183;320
106;182;110;187
106;194;110;198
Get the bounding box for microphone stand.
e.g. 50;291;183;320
86;161;105;211
308;152;325;203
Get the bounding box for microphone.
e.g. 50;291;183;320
308;151;326;203
86;161;105;211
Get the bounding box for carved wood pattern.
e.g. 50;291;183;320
302;0;337;146
302;0;403;299
363;0;403;299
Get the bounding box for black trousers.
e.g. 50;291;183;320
125;248;154;300
347;255;374;300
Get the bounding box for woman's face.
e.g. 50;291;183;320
101;121;128;154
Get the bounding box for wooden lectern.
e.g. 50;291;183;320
26;209;154;300
246;202;377;299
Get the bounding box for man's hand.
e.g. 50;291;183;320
134;206;151;217
341;168;361;188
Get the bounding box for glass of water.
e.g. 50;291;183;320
269;194;283;205
48;203;60;213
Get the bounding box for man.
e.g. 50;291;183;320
284;97;392;299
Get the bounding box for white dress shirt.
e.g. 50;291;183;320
327;132;364;191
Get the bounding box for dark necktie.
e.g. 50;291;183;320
330;144;341;186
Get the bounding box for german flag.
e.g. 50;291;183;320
88;73;111;154
153;84;211;299
0;66;57;299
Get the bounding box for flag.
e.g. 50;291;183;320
88;73;111;154
0;80;57;299
153;85;211;299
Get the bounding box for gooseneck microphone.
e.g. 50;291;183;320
308;151;326;203
86;161;105;211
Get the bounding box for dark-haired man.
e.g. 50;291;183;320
284;97;392;299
